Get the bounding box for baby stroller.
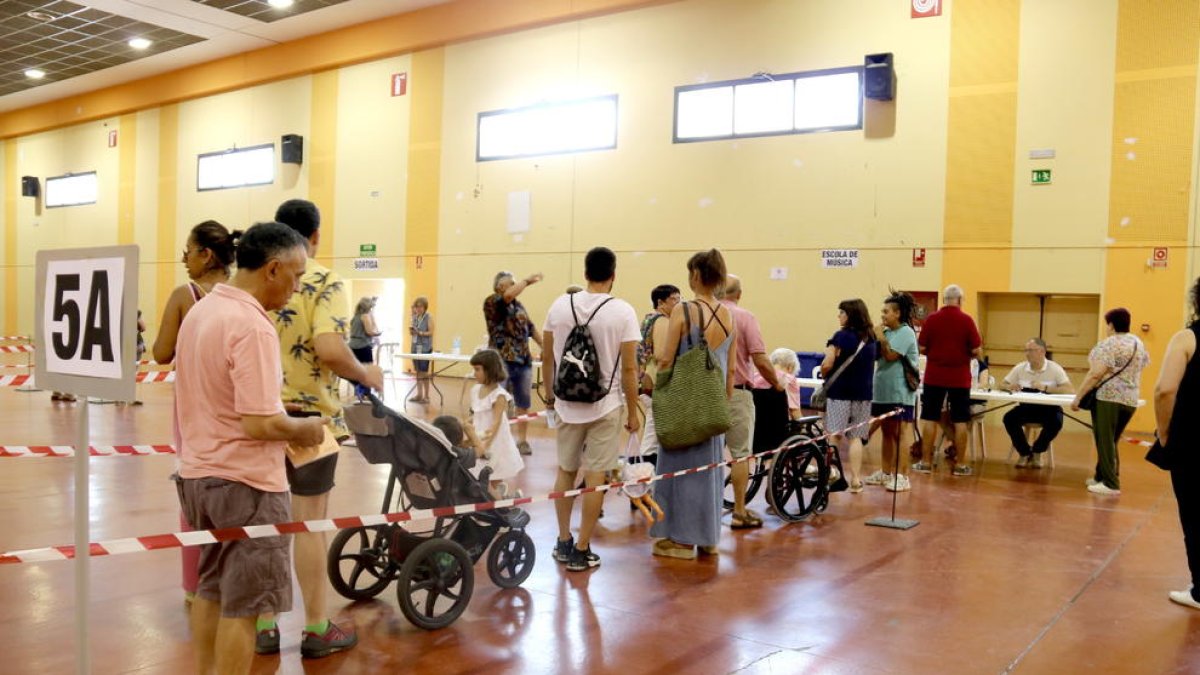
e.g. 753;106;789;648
327;395;535;630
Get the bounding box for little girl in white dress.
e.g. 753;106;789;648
468;349;524;497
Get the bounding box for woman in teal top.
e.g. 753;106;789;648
866;290;920;492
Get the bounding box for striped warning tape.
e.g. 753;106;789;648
0;345;34;354
0;360;167;369
0;445;176;458
0;336;30;341
1124;435;1154;448
0;371;174;387
0;408;547;457
0;410;898;564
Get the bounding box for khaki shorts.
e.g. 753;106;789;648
179;477;293;618
726;388;756;459
556;407;623;473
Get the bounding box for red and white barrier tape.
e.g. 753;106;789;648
0;445;176;458
1;361;166;370
1123;436;1154;448
0;336;30;342
0;345;34;354
0;410;899;564
0;410;547;458
0;371;174;387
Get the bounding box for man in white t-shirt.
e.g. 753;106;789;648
1002;337;1074;468
541;247;641;572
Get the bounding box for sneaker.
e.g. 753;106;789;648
885;474;912;492
566;546;600;571
518;441;533;456
951;464;973;476
1085;478;1100;487
1170;589;1200;610
863;470;887;485
1030;453;1044;469
1087;482;1121;496
255;626;280;655
911;461;933;474
553;536;575;564
300;620;358;659
1015;455;1032;468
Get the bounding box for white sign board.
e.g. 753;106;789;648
35;245;138;400
507;190;531;234
821;249;859;268
353;258;380;271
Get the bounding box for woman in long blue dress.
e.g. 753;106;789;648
649;249;737;560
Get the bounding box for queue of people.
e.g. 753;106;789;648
151;213;1194;673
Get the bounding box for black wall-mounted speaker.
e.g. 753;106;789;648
864;53;895;101
281;134;303;165
20;176;38;198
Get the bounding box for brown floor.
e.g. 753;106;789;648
1;377;1198;674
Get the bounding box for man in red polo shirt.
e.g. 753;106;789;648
914;284;982;476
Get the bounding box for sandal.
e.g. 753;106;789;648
848;482;864;494
652;538;697;560
731;510;764;529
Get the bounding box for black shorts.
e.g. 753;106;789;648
920;385;972;424
284;410;338;496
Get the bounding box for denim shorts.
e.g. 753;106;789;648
503;361;533;409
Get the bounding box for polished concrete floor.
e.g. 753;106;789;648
0;376;1198;674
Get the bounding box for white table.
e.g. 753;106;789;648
383;348;543;409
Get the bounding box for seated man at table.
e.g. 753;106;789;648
1002;338;1074;468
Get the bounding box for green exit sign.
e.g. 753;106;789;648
1031;169;1052;185
360;243;376;257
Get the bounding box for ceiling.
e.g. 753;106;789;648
0;0;450;113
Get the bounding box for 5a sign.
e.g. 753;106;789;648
35;246;138;400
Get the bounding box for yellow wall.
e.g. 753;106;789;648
0;0;1198;432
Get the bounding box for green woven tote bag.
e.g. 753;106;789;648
652;302;731;450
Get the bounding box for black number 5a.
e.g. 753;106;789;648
51;271;114;362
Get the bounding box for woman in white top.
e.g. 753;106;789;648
468;349;524;497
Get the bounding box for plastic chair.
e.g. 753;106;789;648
1008;423;1055;468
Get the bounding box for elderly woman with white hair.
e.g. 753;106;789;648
751;348;803;419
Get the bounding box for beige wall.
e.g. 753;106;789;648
0;0;1197;431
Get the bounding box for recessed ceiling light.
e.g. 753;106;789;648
128;38;152;50
26;11;55;22
25;69;46;80
267;0;294;8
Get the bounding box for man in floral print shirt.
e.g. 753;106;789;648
255;199;384;659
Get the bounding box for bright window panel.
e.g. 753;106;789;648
733;79;795;135
478;96;618;160
197;144;275;191
675;86;733;139
44;172;98;208
794;71;861;131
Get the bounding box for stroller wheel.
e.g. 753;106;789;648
486;530;536;589
328;525;397;601
766;436;828;523
398;538;474;630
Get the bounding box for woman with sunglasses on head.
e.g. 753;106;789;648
152;220;240;364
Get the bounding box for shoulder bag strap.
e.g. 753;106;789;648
1094;340;1138;392
823;339;866;391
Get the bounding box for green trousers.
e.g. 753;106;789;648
1090;400;1134;490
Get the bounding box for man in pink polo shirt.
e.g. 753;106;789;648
176;222;327;675
720;275;782;529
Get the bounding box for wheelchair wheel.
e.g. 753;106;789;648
397;538;474;630
767;435;828;522
722;454;765;511
328;525;397;601
486;530;536;589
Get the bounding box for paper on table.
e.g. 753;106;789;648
286;427;340;468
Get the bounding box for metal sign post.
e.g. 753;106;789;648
34;245;138;675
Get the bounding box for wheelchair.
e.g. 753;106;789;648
722;388;844;522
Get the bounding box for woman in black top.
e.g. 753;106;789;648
1155;277;1200;610
819;299;878;492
